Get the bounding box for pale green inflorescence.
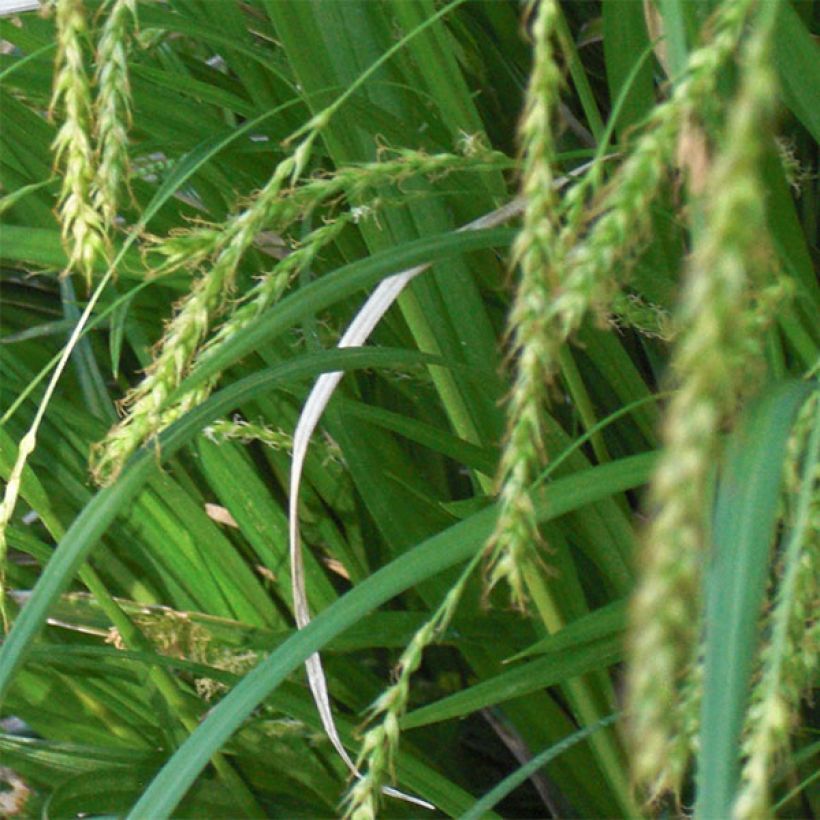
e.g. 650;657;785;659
486;0;759;612
202;417;293;452
2;0;116;625
90;146;506;485
157;214;358;431
550;0;760;335
157;148;505;429
51;0;106;289
343;556;479;819
89;145;308;485
485;0;562;610
149;146;506;281
627;3;781;800
93;0;136;230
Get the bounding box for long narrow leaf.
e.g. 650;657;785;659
695;380;815;818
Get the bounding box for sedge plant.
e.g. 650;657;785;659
0;0;817;818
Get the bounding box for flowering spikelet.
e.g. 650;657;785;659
151;146;506;280
627;5;780;799
486;0;759;611
733;393;819;820
51;0;106;288
202;417;293;451
89;146;308;485
155;215;356;432
342;557;478;818
552;0;757;331
90;145;504;484
211;215;355;346
485;0;562;610
343;622;436;819
93;0;136;229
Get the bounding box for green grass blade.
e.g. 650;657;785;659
773;3;820;143
506;598;627;662
695;379;815;818
59;277;117;423
460;713;620;820
401;638;622;730
0;347;436;703
126;452;654;818
602;0;654;138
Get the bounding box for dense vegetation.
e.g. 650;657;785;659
0;0;817;817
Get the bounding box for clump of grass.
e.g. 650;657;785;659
107;605;262;702
1;0;817;815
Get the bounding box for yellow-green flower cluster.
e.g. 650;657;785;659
51;0;107;288
93;0;136;229
485;0;562;610
91;144;506;485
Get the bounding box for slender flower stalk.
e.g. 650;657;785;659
51;0;106;289
627;5;780;799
